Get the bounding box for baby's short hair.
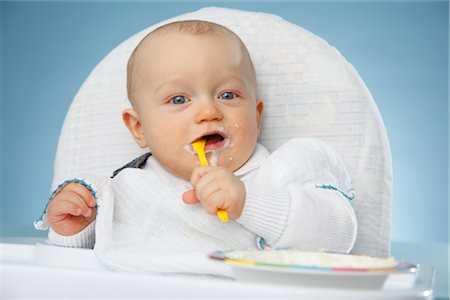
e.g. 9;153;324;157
150;20;230;36
126;20;255;105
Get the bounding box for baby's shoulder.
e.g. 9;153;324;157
255;138;349;183
270;138;341;163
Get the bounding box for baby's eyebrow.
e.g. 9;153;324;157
154;78;187;95
154;83;172;95
219;75;248;87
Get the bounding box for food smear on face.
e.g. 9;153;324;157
183;144;196;155
209;150;219;166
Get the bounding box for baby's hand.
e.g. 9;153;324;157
46;182;97;236
182;166;245;219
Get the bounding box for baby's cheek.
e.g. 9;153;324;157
217;147;243;173
223;147;238;164
148;128;170;147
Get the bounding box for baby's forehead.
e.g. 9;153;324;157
139;28;240;54
143;31;253;69
132;30;253;75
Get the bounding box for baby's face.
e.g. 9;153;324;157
130;31;263;180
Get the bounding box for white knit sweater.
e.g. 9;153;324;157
46;138;357;274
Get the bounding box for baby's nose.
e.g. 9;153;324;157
194;100;223;123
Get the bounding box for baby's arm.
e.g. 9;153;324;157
237;138;357;253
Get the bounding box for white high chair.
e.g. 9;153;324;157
53;7;391;258
3;8;437;300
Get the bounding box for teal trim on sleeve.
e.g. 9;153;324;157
314;184;355;201
256;236;268;250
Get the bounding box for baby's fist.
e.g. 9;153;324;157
47;182;97;236
182;166;246;219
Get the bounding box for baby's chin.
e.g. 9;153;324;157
165;166;192;182
164;150;250;181
216;154;250;173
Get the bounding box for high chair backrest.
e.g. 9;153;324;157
53;7;392;257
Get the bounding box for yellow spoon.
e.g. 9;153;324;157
192;139;229;223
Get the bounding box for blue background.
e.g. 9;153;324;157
1;1;448;298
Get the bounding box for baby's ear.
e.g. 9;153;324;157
256;99;264;131
122;108;148;148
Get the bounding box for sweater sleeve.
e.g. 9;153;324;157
236;138;357;253
47;220;96;249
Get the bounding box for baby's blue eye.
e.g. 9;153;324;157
171;95;188;105
219;92;236;100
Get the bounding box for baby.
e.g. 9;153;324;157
36;20;357;274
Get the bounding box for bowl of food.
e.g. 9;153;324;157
209;249;416;289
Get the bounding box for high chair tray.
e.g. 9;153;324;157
1;242;434;299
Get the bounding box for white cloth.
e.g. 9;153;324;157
48;139;357;276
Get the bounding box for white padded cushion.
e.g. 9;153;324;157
54;7;392;257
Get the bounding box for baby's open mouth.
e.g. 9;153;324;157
205;133;224;145
193;132;228;153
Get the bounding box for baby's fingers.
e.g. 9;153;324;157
62;182;97;207
49;190;93;218
190;166;214;187
181;189;200;205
